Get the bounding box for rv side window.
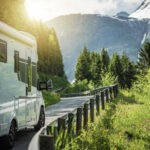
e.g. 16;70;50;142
14;51;19;73
27;57;31;92
19;59;27;83
0;39;7;63
32;64;37;87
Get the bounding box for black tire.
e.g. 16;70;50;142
5;120;17;148
34;107;45;131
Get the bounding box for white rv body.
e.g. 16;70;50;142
0;21;45;137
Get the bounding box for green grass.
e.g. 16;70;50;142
67;89;150;150
52;90;150;149
66;69;150;150
39;72;69;90
110;90;150;150
46;69;150;149
38;72;69;106
42;91;60;107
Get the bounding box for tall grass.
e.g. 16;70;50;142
39;73;69;106
54;69;150;150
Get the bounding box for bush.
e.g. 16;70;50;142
132;69;150;97
42;91;60;107
39;72;69;107
101;72;118;87
62;79;92;94
39;72;69;90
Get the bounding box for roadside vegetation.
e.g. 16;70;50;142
62;45;136;94
54;69;150;150
54;42;150;150
66;68;150;150
39;73;69;106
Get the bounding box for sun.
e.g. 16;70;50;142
25;1;43;20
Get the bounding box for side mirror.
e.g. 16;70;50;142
37;79;53;91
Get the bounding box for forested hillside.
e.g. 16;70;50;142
0;0;64;77
47;14;149;81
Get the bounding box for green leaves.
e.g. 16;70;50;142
109;53;136;88
75;46;136;89
101;48;110;72
138;42;150;70
75;46;91;81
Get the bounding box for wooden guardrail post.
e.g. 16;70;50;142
101;91;105;110
58;118;66;149
76;107;82;135
113;86;116;98
53;127;58;142
90;99;94;122
58;118;66;132
47;125;58;142
47;125;52;134
113;85;118;98
116;85;118;96
109;87;112;102
83;103;88;129
96;95;100;115
39;134;55;150
68;113;74;135
106;89;109;103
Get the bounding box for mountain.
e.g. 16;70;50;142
130;0;150;19
47;1;150;82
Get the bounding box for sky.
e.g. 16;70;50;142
25;0;144;21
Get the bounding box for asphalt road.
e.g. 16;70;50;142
0;128;36;150
0;96;93;150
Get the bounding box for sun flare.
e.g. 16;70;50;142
25;1;43;20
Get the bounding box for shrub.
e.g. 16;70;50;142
42;91;60;107
101;72;118;87
62;79;92;94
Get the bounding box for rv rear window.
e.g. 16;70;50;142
0;39;7;63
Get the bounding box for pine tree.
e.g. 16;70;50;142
138;41;150;69
109;53;123;86
75;46;91;81
90;52;102;86
121;53;136;88
101;48;110;72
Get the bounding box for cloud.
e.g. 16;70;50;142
26;0;143;20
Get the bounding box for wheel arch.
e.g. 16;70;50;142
10;118;18;132
8;112;18;132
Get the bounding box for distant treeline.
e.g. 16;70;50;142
0;0;64;76
75;46;137;88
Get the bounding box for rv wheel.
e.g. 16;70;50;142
34;107;45;131
5;121;16;148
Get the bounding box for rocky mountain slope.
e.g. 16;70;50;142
47;0;150;81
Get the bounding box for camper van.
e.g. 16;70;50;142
0;21;52;148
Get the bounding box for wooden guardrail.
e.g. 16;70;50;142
39;84;118;150
60;85;117;97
